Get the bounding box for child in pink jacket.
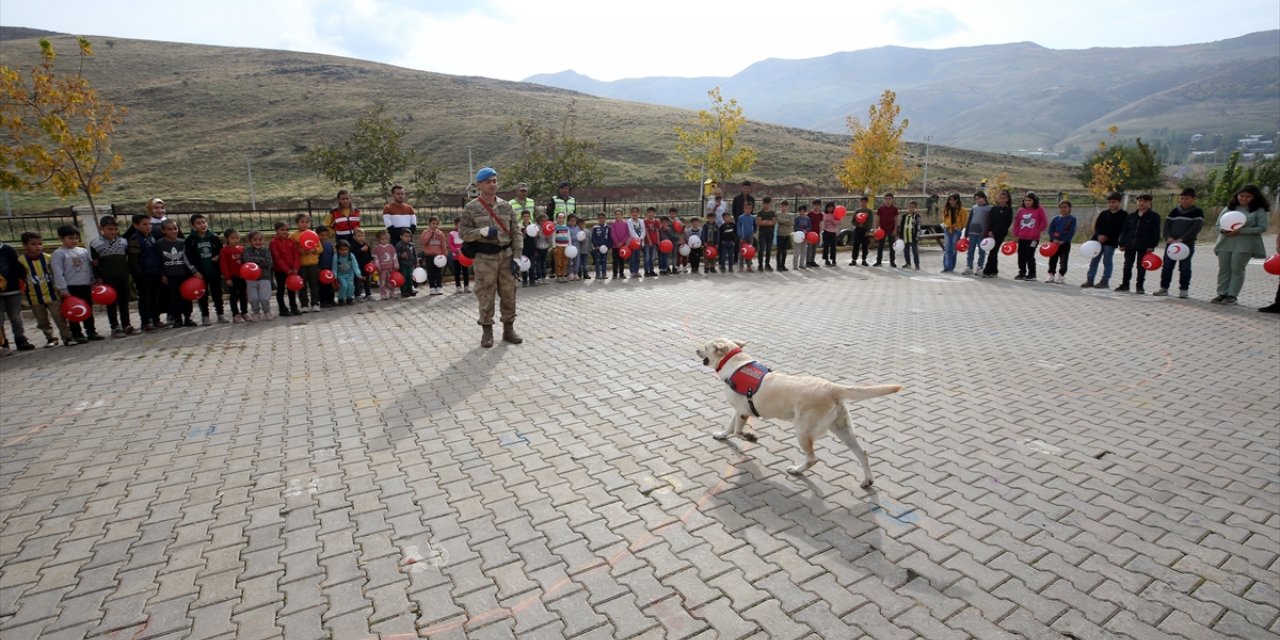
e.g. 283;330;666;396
1012;192;1048;281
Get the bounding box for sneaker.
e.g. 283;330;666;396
872;262;882;267
962;268;973;275
125;327;140;336
184;319;198;327
217;315;229;324
16;341;35;351
1013;275;1025;281
778;266;788;272
1113;284;1130;292
1080;282;1094;288
1044;276;1056;283
86;333;105;341
455;285;462;292
45;336;60;346
232;314;245;324
264;312;274;320
201;316;212;326
1055;275;1064;284
463;286;471;293
1135;288;1145;295
111;329;126;338
1211;295;1226;304
1260;303;1280;313
246;313;259;323
311;305;321;313
1178;290;1188;299
1152;288;1168;297
1097;281;1110;289
1221;296;1238;306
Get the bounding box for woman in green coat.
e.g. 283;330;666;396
1213;184;1270;306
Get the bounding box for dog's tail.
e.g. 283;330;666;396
836;384;903;403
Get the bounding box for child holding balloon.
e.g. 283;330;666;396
793;205;811;270
1212;185;1270;306
219;228;248;323
373;230;398;299
395;228;418;298
290;213;322;312
156;220;197;328
449;216;471;293
609;209;631;279
1154;188;1204;298
242;231;273;321
90;215;136;337
270;221;301;316
1044;201;1076;284
686;217;705;274
590;212;611;281
420;216;448;295
1115;194;1161;294
332;240;361;306
350;229;374;301
52;225;104;342
565;215;582;281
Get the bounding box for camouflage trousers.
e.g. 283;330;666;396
474;250;517;326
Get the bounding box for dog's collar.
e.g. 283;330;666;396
715;347;743;372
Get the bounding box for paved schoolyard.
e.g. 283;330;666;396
1;243;1278;639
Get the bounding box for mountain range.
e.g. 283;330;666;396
526;31;1280;154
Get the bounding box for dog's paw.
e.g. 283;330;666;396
860;478;875;489
786;465;805;476
741;432;758;443
712;431;730;441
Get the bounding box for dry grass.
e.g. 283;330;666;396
1;34;1080;213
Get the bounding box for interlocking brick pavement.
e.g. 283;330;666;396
2;241;1277;638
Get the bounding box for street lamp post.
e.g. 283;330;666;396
922;135;933;195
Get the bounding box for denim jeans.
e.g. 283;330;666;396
1160;244;1194;290
1086;244;1116;284
644;245;657;273
966;239;987;270
943;230;963;271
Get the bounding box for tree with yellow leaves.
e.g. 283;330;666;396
836;90;913;198
674;87;757;186
1;37;125;216
1083;126;1131;206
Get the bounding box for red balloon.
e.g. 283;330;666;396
456;254;475;267
703;246;718;260
1000;241;1017;256
805;231;821;245
617;246;632;260
285;274;305;291
541;221;555;236
834;205;847;221
364;261;377;274
319;269;336;284
61;295;91;322
90;284;117;306
740;244;757;261
873;229;886;241
1038;242;1058;257
659;239;674;253
299;230;320;251
956;237;970;252
1264;254;1280;276
628;238;642;251
1140;252;1163;271
388;271;406;287
239;262;262;281
855;212;869;225
672;221;684;233
180;277;206;301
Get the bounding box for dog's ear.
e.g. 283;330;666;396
732;340;748;348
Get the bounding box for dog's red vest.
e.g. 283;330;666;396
716;348;770;415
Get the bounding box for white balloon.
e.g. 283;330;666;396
1218;210;1246;231
1079;240;1102;259
450;230;461;243
577;230;587;242
979;238;996;252
433;254;448;268
688;235;702;248
412;267;428;284
599;245;609;254
792;231;805;243
526;223;540;238
517;256;531;272
1166;242;1190;261
564;245;579;259
679;244;692;256
893;239;905;252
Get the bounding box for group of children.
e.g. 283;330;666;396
2;185;1275;355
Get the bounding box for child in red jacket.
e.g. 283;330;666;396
220;228;248;323
269;221;301;316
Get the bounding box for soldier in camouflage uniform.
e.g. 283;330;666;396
458;167;523;348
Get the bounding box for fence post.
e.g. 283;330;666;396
307;200;313;218
74;205;102;244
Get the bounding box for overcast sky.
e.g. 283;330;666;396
4;0;1277;81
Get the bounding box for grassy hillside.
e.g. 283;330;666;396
0;33;1079;213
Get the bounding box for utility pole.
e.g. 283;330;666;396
246;156;257;211
922;135;933;195
467;146;474;182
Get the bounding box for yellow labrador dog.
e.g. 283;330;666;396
696;337;902;488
